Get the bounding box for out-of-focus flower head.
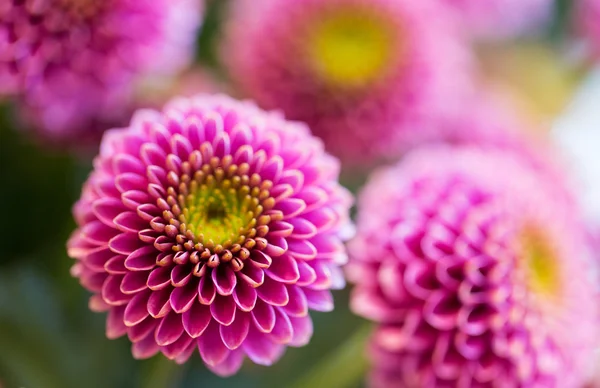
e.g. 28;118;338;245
347;146;599;387
0;0;203;141
574;0;600;61
222;0;473;165
441;0;554;40
67;94;353;376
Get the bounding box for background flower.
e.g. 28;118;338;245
222;0;473;165
347;146;600;387
0;0;203;141
67;94;352;375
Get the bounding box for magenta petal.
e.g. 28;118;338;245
242;328;285;366
282;285;308;317
238;261;265;287
308;260;332;290
289;218;318;238
93;198;124;226
210;294;237;326
163;332;194;360
251;299;276;333
198;275;217;305
266;255;300;284
124;290;151;326
155;311;184;346
120;271;149;294
124;246;157;271
170;279;199;313
270;307;293;344
288;315;313;347
182;303;212;338
113;153;145;176
287;239;317;261
199;321;230;366
105;255;127;274
220;312;250;350
128;316;157;343
206;350;245;377
147;287;172;318
303;289;334;312
257;276;289;306
212;265;237;296
109;233;144;255
102;275;131;305
115;172;147;193
147;266;172;290
174;341;197;364
233;280;257;312
276;198;307;219
296;260;317;286
170;264;192;287
81;221;119;244
132;332;160;359
86;247;115;271
250;250;272;268
113;212;147;233
106;305;127;339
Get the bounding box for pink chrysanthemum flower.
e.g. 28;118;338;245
1;0;203;139
67;94;352;376
347;146;599;387
441;0;553;40
222;0;473;164
574;0;600;60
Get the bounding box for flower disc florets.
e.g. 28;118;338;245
67;94;353;376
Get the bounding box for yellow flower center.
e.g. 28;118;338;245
520;227;560;297
306;8;397;88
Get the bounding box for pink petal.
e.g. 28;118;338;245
220;312;250;350
147;266;172;290
198;321;230;366
122;245;155;268
147;287;172;318
210;294;237;326
170;279;199;313
257;276;289;306
124;290;151;326
288;239;317;261
131;332;160;359
266;255;299;284
128;316;157;343
206;350;245;377
163;333;194;360
120;271;149;294
270;307;293;344
102;275;131;306
251;299;276;333
93;198;125;226
233;280;257;312
155;311;184;346
242;329;285;366
289;217;318;238
289;315;313;347
212;265;237;296
198;275;216;304
303;289;333;312
106;305;127;339
282;285;308;317
182;303;212;338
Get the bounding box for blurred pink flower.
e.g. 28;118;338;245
441;0;553;40
1;0;203;141
574;0;600;60
222;0;473;165
347;146;599;387
67;94;352;376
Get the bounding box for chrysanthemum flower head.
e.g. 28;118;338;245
347;146;599;387
222;0;473;164
67;94;352;375
1;0;203;139
441;0;553;40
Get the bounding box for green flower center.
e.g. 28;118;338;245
521;227;560;297
306;7;398;88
